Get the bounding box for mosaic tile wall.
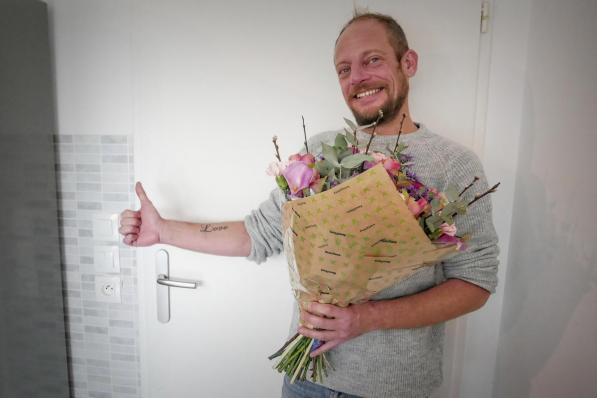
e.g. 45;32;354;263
54;134;141;398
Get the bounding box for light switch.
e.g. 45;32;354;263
94;245;120;273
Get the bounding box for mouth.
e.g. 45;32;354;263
353;87;384;100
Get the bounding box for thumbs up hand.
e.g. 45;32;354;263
119;182;163;246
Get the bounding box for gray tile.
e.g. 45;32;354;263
102;164;128;173
74;135;101;144
74;144;101;154
113;386;136;394
78;228;94;237
76;164;101;173
101;136;128;144
103;193;129;202
89;390;112;398
103;183;129;193
109;320;134;328
86;358;110;368
78;202;102;211
77;173;102;182
102;155;128;164
80;256;94;264
110;353;135;362
102;145;128;154
85;326;108;335
77;183;101;192
102;173;129;183
75;153;101;164
109;336;135;345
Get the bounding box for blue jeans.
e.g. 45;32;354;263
282;377;363;398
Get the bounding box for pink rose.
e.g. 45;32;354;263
288;153;316;165
282;161;315;195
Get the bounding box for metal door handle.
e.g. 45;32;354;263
157;274;198;289
155;249;201;323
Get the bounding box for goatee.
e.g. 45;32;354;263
352;90;407;127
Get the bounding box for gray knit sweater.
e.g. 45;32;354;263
244;124;499;398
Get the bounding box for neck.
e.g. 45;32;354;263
363;102;417;136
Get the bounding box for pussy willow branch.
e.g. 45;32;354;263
302;115;309;154
364;110;384;154
272;135;282;161
393;113;407;154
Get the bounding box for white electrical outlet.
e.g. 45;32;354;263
95;275;122;303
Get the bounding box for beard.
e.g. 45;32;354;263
350;75;409;127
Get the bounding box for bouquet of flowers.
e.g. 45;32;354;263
267;113;498;383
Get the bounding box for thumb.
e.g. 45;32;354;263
135;182;150;204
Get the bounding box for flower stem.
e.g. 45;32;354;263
468;182;500;206
459;176;479;197
393;113;407;154
364;110;384;155
302;115;309;153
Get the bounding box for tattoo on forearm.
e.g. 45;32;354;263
199;223;229;233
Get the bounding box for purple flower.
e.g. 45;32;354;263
311;339;323;352
282;161;315;195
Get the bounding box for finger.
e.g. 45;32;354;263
308;302;341;318
120;209;141;219
123;234;137;246
120;217;141;227
135;182;150;203
119;225;140;235
298;326;337;342
300;310;336;331
310;340;342;357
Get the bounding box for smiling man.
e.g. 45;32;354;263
119;11;498;398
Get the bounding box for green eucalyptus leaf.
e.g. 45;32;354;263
431;198;442;214
445;186;459;202
338;148;354;161
425;214;443;232
321;143;340;167
340;153;374;169
335;134;348;152
315;159;334;176
345;131;357;146
343;117;358;132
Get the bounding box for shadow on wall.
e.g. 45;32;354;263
494;81;597;398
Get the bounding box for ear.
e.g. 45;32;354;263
401;49;418;77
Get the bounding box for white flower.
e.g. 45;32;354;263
266;160;288;177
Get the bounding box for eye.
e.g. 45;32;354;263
337;66;350;77
367;56;380;65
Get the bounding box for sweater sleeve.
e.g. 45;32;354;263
244;188;286;264
441;151;500;293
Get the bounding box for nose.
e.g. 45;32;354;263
350;63;370;86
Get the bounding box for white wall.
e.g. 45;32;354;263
492;0;597;397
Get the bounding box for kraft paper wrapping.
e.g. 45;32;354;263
282;164;457;310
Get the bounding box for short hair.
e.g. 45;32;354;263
336;12;410;62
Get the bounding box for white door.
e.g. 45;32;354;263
132;1;488;397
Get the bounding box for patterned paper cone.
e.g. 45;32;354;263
282;164;458;310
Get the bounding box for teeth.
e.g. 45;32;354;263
356;88;381;99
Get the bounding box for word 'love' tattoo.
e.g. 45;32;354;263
200;224;229;233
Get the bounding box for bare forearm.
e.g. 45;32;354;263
363;279;490;331
158;219;251;257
